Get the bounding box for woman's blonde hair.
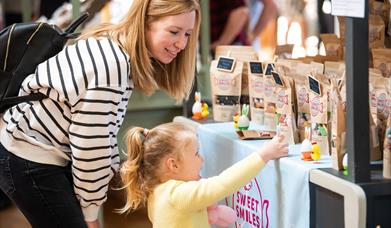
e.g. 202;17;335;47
120;122;196;212
79;0;201;101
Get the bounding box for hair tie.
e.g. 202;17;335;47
143;128;149;137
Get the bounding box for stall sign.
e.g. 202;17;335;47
226;177;270;228
331;0;364;18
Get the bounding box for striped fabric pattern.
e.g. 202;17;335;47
0;37;133;221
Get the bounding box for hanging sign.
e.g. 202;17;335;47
331;0;365;18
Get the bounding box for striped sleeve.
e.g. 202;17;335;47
69;86;125;221
65;39;130;221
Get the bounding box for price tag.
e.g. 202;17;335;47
249;61;263;74
217;56;236;72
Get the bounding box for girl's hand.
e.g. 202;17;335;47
258;135;289;162
86;220;100;228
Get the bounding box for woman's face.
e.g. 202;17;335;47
146;11;196;64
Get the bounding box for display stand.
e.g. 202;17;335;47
309;1;391;227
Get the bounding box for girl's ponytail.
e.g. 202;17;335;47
120;122;197;213
120;127;147;212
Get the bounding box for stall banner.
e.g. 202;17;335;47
225;178;269;228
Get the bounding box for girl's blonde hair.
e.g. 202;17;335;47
120;122;196;212
79;0;201;101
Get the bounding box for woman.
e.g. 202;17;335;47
0;0;200;227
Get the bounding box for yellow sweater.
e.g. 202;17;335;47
147;153;265;228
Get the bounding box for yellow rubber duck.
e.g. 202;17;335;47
233;114;240;129
311;142;321;161
201;102;209;118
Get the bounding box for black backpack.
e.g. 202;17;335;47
0;13;89;113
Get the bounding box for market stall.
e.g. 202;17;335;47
195;121;332;228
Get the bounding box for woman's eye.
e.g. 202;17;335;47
185;33;191;37
170;31;178;35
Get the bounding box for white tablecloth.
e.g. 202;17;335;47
197;122;332;228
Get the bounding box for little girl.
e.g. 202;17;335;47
120;122;288;228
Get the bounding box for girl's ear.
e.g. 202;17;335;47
166;157;180;173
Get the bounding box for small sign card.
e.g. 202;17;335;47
264;63;275;75
217;56;236;72
271;71;284;87
308;75;321;96
249;61;263;74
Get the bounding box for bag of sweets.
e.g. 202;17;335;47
369;0;390;30
308;74;330;155
368;69;383;160
372;48;391;78
263;63;278;131
296;57;313;64
294;63;321;141
310;61;325;74
371;77;390;159
215;46;258;108
337;16;345;44
295;75;311;141
275;59;300;123
339;77;346;111
274;44;294;59
320;34;343;60
339;15;386;48
273;70;299;144
330;79;346;170
369;15;385;49
369;106;382;161
248;61;265;124
210;56;243;121
295;63;312;139
383;112;391;178
325;61;345;108
324;61;345;80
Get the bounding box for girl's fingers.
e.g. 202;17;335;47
277;134;285;142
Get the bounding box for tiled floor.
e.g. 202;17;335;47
0;188;152;228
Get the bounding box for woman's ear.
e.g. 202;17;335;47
166;157;180;173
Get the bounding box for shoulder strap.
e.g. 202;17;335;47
63;13;89;38
2;93;47;106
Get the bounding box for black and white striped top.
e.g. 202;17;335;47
0;37;133;221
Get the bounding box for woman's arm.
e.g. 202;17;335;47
248;0;278;43
211;6;250;49
64;38;131;221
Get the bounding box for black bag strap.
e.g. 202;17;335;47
63;13;89;38
2;93;47;106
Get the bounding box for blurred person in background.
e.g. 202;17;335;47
246;0;278;51
209;0;278;53
209;0;249;50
